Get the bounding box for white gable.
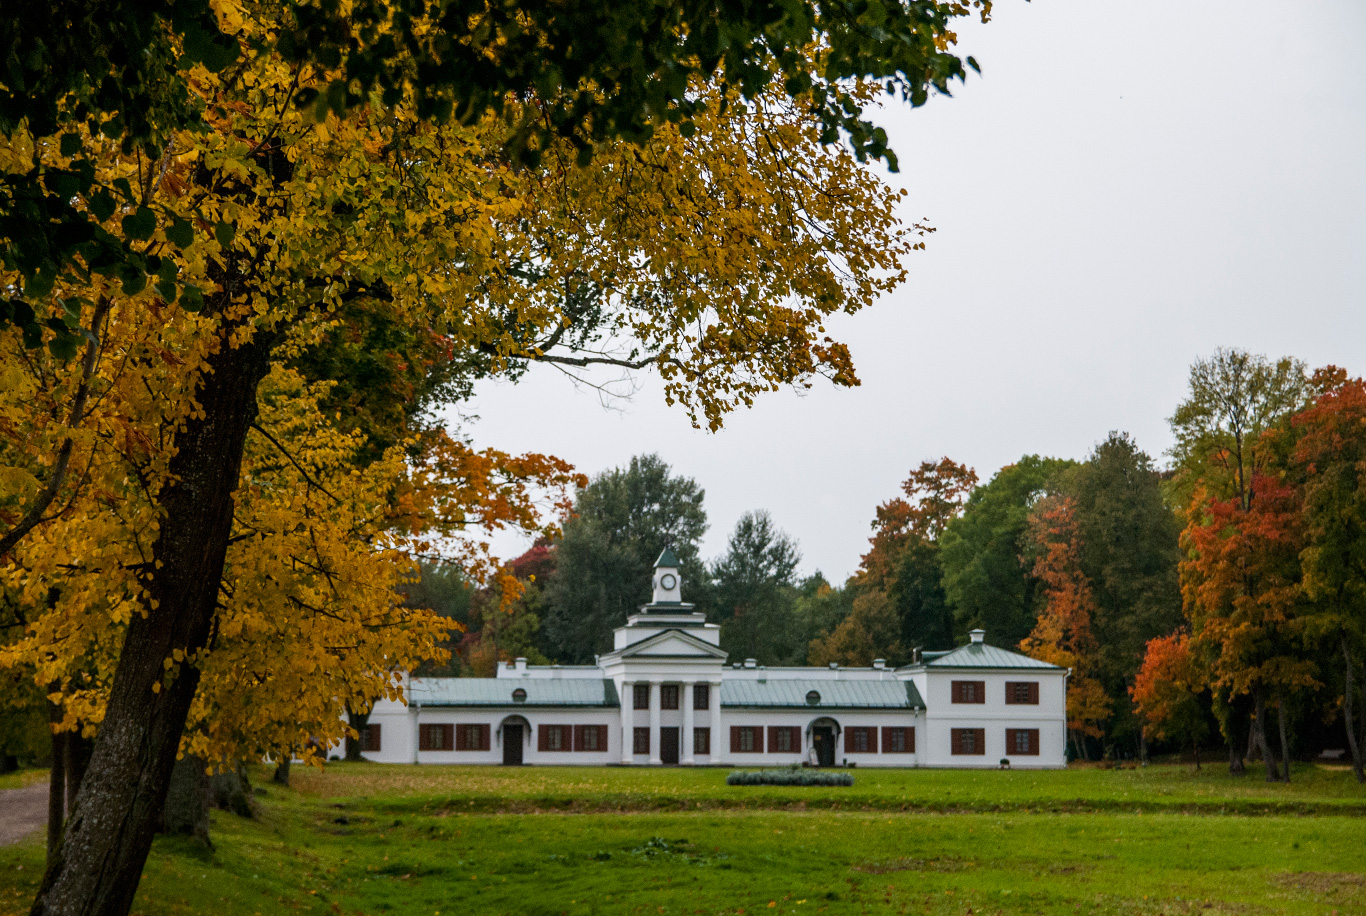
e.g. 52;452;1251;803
624;631;727;658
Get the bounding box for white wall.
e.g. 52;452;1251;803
920;670;1068;769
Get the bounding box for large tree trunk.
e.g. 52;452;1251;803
344;708;371;762
1343;638;1364;783
30;326;273;916
271;754;291;788
1253;691;1280;783
63;734;91;819
159;756;211;847
46;729;65;868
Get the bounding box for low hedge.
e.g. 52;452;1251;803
726;769;853;787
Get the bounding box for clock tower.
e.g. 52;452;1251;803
651;546;683;604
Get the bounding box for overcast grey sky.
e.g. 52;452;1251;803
448;0;1366;582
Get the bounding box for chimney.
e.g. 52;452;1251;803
912;647;922;664
969;629;986;645
743;658;757;669
828;662;838;669
515;657;528;671
872;659;886;670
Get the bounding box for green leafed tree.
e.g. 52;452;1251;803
1060;432;1184;751
939;456;1074;647
712;511;803;664
541;455;709;663
1167;347;1310;512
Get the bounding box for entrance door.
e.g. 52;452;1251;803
503;724;524;765
813;726;835;767
660;727;680;764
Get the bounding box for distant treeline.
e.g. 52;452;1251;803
407;349;1366;780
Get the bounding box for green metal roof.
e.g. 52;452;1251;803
720;679;923;709
654;546;682;568
921;642;1061;670
410;678;620;707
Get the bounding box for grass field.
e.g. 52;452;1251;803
0;770;44;792
2;763;1363;916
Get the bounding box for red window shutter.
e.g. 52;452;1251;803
974;728;985;755
442;724;453;751
537;725;549;751
364;724;381;752
881;727;892;751
573;725;584;751
730;726;741;753
790;727;801;753
1030;683;1039;704
598;725;608;751
951;729;961;755
418;725;430;752
844;728;854;753
478;724;490;751
1030;730;1039;755
869;728;879;753
457;724;468;751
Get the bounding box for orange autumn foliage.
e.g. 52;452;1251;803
1020;495;1111;737
1179;474;1318;705
1131;632;1207;751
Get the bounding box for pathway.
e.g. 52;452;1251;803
0;782;47;847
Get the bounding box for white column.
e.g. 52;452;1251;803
412;703;421;764
648;680;663;765
710;681;723;763
682;681;696;765
620;680;634;764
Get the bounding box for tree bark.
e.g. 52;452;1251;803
1253;691;1279;783
30;326;274;916
63;734;91;820
159;757;211;847
1343;638;1364;783
271;755;291;788
344;708;371;762
1275;691;1292;783
46;729;65;868
210;763;254;818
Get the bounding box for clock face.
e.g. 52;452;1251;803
660;573;678;590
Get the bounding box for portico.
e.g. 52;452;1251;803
601;551;728;765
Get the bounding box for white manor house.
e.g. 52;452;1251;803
361;549;1069;768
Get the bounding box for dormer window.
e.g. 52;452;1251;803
806;690;821;706
512;688;527;703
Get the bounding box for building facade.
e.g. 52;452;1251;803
362;549;1069;768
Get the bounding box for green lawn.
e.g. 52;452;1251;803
0;770;44;792
3;764;1364;916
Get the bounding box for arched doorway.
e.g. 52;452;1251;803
498;715;532;765
806;716;841;767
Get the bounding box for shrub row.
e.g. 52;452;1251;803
726;769;854;787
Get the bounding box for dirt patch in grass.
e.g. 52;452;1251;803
1272;871;1366;895
853;855;975;874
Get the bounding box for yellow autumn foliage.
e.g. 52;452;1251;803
0;0;919;763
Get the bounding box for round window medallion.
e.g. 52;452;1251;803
512;688;527;702
660;573;677;590
806;690;821;705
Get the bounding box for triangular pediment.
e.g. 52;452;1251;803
608;629;729;660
